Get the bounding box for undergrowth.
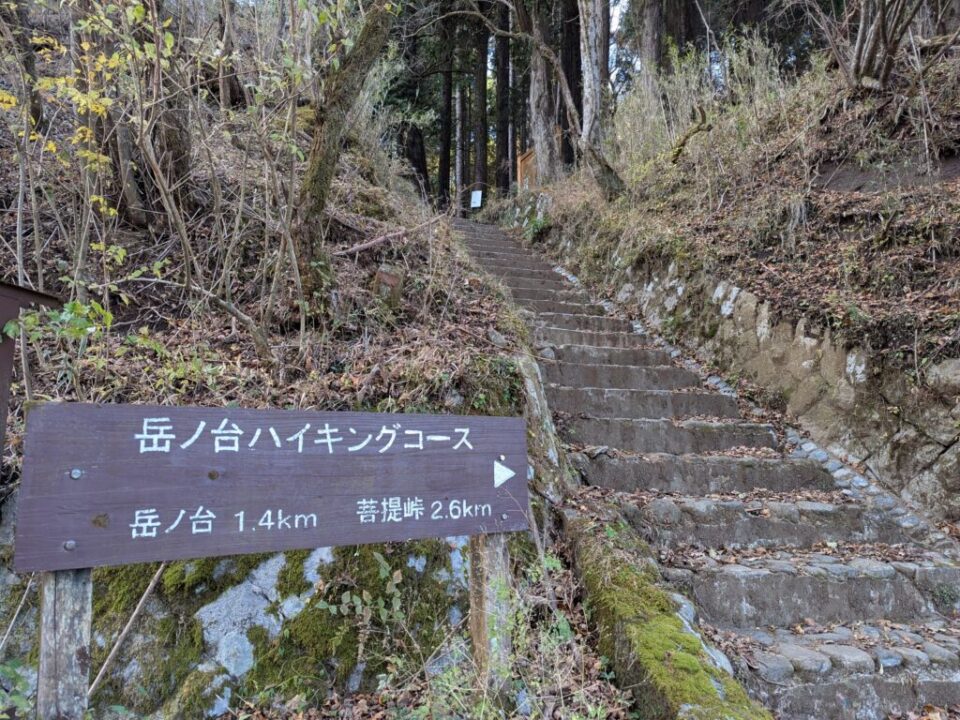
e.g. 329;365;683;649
518;35;959;371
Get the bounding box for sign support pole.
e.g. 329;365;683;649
37;569;92;720
468;533;512;704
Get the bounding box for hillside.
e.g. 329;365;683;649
515;40;960;370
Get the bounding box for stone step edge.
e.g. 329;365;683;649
715;624;960;681
546;384;729;398
563;506;773;720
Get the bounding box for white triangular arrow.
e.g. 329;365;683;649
494;460;515;488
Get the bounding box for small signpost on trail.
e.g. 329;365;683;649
14;402;529;718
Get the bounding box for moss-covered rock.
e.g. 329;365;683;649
48;537;468;717
564;512;772;720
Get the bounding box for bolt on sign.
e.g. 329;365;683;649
14;403;529;572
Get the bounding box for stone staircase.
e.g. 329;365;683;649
455;218;960;719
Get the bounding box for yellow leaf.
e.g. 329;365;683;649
0;89;18;111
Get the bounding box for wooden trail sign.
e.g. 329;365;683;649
18;402;528;718
15;403;529;572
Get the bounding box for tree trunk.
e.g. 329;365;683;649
681;0;707;49
106;108;149;227
578;0;608;146
459;83;472;213
296;0;396;306
526;0;560;184
525;0;625;199
508;31;518;186
400;121;431;200
438;14;454;209
560;0;582;166
600;0;610;93
733;0;766;26
455;85;464;212
1;1;44;128
218;0;245;110
636;0;665;70
516;43;530;156
473;12;490;206
276;0;288;46
494;2;511;194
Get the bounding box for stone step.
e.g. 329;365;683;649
571;453;835;494
542;362;701;390
727;622;960;719
459;233;521;250
508;285;587;301
482;265;558;279
546;386;740;419
455;226;508;237
465;237;535;250
460;234;512;244
533;313;634;333
460;232;511;240
676;553;960;627
466;245;528;256
476;256;555;271
564;417;778;454
453;225;506;237
467;244;528;264
534;326;652;348
542;344;674;366
472;251;533;264
624;494;912;550
482;267;561;282
518;299;606;315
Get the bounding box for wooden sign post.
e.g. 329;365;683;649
37;570;92;720
15;403;529;718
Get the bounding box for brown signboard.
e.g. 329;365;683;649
0;282;61;460
14;403;529;572
517;149;536;190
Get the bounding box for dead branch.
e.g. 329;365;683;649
670;106;713;164
87;562;167;700
332;215;443;257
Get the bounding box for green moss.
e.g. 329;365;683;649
160;553;271;597
624;615;759;720
240;540;461;702
89;553;272;712
703;317;721;340
507;518;539;570
84;506;461;713
464;355;524;415
569;516;771;720
277;549;312;597
157;668;221;719
128;616;205;712
93;562;161;620
1;573;39;666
